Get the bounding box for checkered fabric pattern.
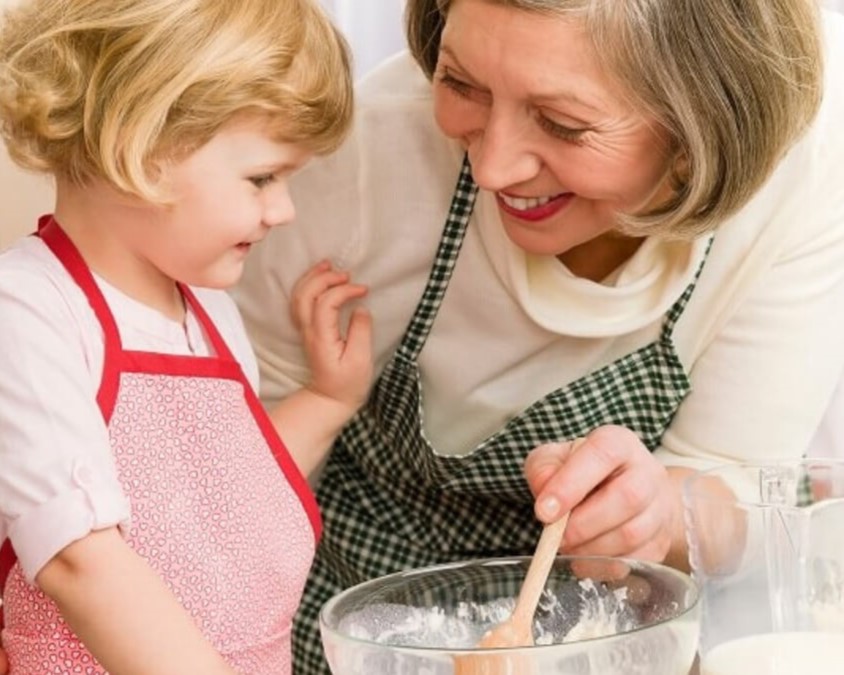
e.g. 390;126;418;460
293;157;712;674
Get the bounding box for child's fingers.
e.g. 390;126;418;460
293;260;332;289
305;283;368;346
343;306;373;365
290;264;350;329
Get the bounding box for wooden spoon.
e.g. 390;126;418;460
454;438;582;674
452;514;570;675
478;512;571;649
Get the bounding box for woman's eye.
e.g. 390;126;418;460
249;174;276;189
437;71;473;98
537;115;589;143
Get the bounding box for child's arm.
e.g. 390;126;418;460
268;261;373;477
37;527;236;675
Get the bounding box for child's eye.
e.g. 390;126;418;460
249;174;276;189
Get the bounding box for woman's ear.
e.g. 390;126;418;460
670;149;690;193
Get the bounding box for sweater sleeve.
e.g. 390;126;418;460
657;11;844;468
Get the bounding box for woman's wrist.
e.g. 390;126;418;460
663;466;697;571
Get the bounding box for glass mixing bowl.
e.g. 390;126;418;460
320;555;700;674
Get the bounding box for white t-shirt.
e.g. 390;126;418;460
235;13;844;468
0;234;258;581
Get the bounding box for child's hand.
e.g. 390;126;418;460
290;260;373;412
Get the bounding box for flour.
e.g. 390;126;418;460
558;579;633;642
338;578;634;650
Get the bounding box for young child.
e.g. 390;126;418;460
0;1;370;673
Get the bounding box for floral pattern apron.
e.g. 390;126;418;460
292;158;712;675
0;217;320;674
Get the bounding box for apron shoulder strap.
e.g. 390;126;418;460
179;284;236;362
397;155;478;363
38;216;124;420
0;539;14;629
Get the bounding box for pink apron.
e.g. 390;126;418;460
0;216;321;674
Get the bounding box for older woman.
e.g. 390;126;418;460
234;1;844;671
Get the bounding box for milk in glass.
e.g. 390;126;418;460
701;632;844;675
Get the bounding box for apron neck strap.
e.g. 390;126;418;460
396;155;478;362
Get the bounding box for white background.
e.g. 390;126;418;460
319;0;406;77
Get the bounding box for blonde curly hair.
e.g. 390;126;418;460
0;0;353;202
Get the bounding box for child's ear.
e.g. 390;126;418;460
139;156;176;205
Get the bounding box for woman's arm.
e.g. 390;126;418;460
37;528;234;674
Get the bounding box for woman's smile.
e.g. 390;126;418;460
496;191;574;223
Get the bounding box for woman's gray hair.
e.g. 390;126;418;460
406;0;823;238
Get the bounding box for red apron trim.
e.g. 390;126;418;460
38;217;124;422
119;351;244;380
243;385;323;540
0;539;14;629
1;216;322;627
179;284;235;362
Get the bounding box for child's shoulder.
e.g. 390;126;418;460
0;235;84;307
0;236;99;376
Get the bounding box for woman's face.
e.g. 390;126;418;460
433;0;675;257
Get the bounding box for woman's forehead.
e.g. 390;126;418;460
440;0;619;110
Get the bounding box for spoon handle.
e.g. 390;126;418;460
511;436;585;626
511;513;570;626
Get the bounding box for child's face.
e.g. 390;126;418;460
146;118;312;289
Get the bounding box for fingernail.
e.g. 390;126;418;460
540;496;560;521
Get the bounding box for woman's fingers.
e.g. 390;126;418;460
565;499;668;561
565;461;659;538
524;441;574;497
526;426;672;560
530;427;643;522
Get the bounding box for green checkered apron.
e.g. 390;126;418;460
293;157;711;674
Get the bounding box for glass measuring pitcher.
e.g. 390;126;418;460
684;459;844;675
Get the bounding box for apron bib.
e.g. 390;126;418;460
292;158;711;675
0;218;320;674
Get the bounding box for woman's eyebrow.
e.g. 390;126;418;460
439;43;605;114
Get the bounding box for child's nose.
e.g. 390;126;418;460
263;184;296;228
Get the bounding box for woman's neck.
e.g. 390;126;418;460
557;232;645;282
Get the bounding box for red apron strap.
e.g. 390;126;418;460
37;215;124;423
179;284;236;362
0;539;14;629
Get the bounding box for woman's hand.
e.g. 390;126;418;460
524;426;686;565
290;260;372;412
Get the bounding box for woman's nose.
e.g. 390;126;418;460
467;107;541;191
